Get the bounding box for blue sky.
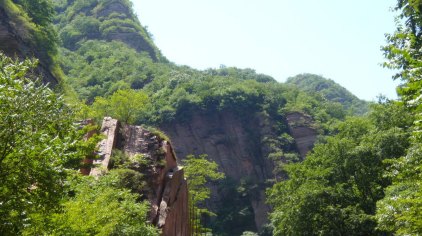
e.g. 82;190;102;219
132;0;399;101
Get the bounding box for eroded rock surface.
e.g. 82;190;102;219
285;112;318;158
161;111;276;231
90;117;120;177
84;117;189;236
160;110;318;231
0;7;58;85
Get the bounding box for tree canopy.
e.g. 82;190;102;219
0;54;80;234
374;0;422;234
267;102;413;235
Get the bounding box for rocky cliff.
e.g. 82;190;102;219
0;3;58;85
286;112;318;159
160;110;317;233
54;0;161;61
84;117;190;236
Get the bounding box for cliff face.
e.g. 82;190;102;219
157;112;270;231
160;110;317;232
86;117;190;236
162;111;274;182
0;7;58;85
54;0;160;61
285;112;318;159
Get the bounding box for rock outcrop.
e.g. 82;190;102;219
90;117;120;176
0;5;58;86
161;111;276;231
84;117;190;236
285;112;318;158
160;110;318;232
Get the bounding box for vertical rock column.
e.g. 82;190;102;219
90;117;120;177
120;125;190;236
158;142;190;236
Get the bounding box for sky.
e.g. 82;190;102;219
132;0;399;101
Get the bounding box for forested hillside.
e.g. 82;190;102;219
268;0;422;235
286;73;369;115
50;0;356;234
1;0;421;235
0;0;61;85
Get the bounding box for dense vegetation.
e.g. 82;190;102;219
0;53;158;235
2;0;422;235
268;0;422;235
0;54;77;234
268;101;413;235
51;1;355;234
286;73;369;115
375;0;422;233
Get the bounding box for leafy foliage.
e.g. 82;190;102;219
53;0;162;60
375;1;422;234
45;173;158;236
0;54;81;234
90;88;149;124
183;154;225;234
22;169;157;235
49;1;383;234
376;145;422;235
3;0;58;67
183;154;225;209
267;102;412;235
59;40;163;102
286;73;370;115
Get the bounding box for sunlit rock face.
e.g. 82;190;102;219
285;112;318;159
86;117;190;236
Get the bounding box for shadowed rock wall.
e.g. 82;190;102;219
161;111;275;231
160;110;318;232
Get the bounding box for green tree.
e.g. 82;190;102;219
0;54;81;234
268;102;411;235
376;145;422;235
44;172;158;236
375;1;422;234
14;0;55;26
382;0;422;133
182;154;225;233
183;154;225;208
91;88;149;124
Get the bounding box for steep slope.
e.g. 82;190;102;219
53;0;163;61
286;73;370;115
161;111;276;233
52;1;361;234
0;0;60;85
52;0;170;102
83;117;190;235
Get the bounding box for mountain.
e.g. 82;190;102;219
53;0;163;61
2;0;421;235
286;73;370;115
0;0;60;85
0;0;371;234
50;1;367;234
